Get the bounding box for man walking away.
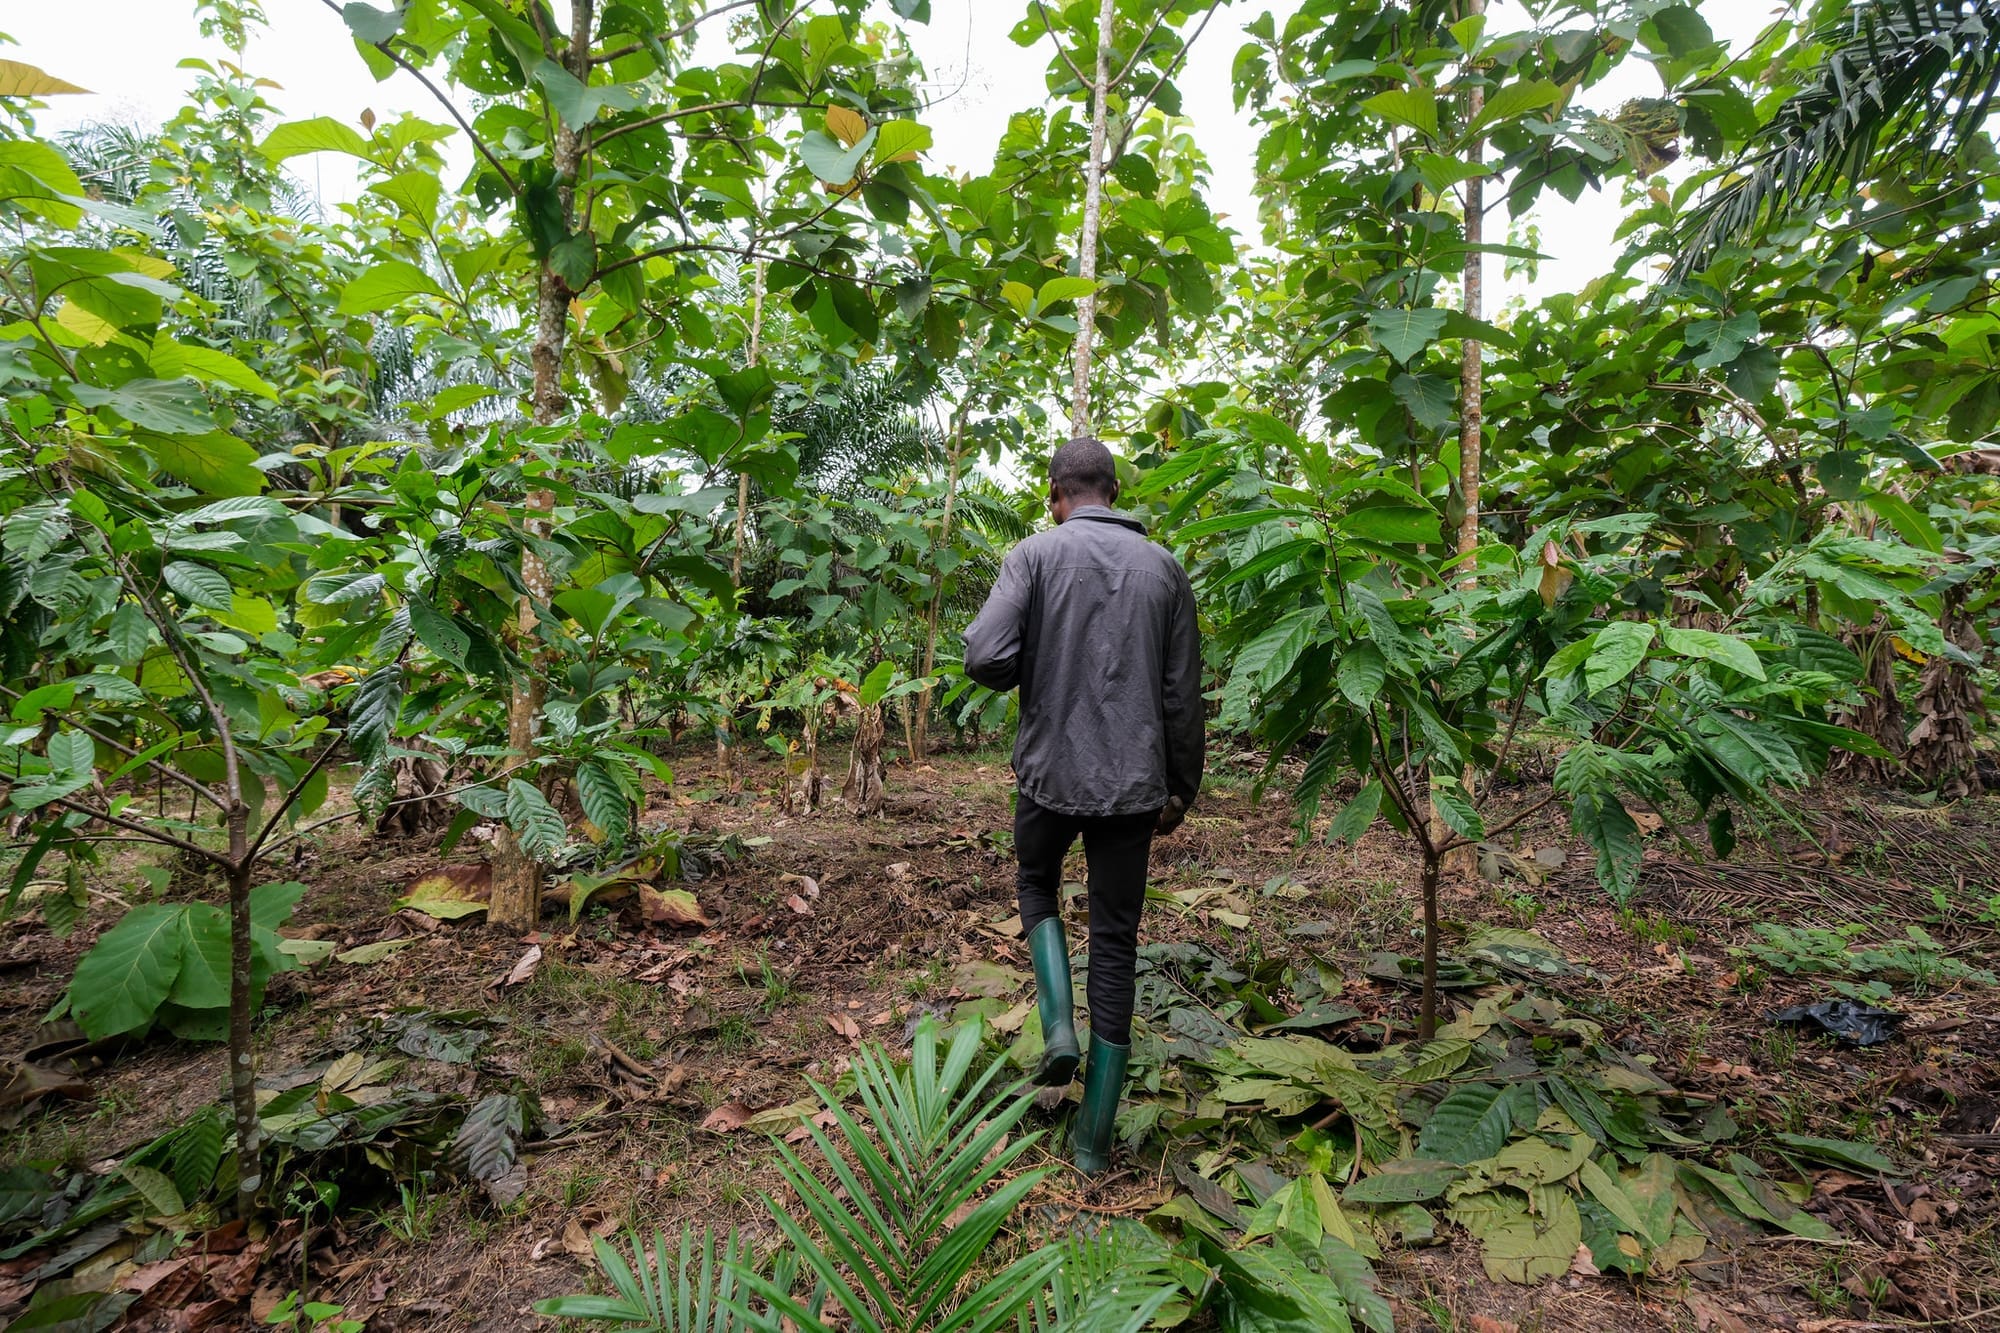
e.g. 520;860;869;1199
962;436;1204;1175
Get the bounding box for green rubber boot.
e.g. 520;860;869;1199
1070;1033;1130;1176
1028;918;1080;1087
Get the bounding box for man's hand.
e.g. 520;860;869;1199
1156;795;1188;837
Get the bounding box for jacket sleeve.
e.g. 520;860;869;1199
1162;571;1205;806
963;546;1031;691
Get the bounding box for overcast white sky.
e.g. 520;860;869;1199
8;1;1773;305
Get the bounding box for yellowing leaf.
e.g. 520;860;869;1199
53;299;120;346
1036;275;1096;307
825;105;869;148
0;59;90;97
1000;280;1035;317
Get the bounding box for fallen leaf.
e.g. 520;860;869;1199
1470;1317;1519;1333
562;1219;592;1256
702;1100;758;1133
787;894;814;916
1684;1293;1753;1333
781;872;820;899
641;885;712;928
503;944;543;987
335;938;416;965
886;862;910;881
1569;1244;1599;1278
870;1010;894;1026
827;1013;860;1041
783;1109;840;1144
396;863;492;918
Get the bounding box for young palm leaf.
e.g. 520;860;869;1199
1016;1221;1188;1333
1675;0;2000;278
738;1017;1057;1333
533;1226;770;1331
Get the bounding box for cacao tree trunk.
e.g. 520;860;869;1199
912;409;966;763
492;0;594;932
1066;0;1118;438
225;825;259;1217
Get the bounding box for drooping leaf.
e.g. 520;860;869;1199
69;904;184;1039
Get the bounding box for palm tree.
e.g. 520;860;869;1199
1674;0;2000;277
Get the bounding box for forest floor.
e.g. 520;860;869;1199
4;742;2000;1332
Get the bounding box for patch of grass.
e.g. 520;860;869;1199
1616;910;1697;950
715;1013;757;1054
371;1178;450;1244
742;947;801;1014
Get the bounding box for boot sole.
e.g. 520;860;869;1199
1035;1046;1080;1086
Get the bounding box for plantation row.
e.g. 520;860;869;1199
1;0;1997;1327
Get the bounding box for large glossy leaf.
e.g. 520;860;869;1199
260;117;370;161
337;259;452;314
1366;307;1446;364
70;904;185;1038
1583;621;1654;696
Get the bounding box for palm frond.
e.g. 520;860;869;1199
532;1226;774;1331
1674;0;2000;279
1017;1221;1186;1333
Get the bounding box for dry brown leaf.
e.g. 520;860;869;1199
702;1100;758;1133
562;1219;592;1256
870;1010;894;1026
1684;1294;1752;1333
781;872;820;899
1569;1244;1600;1278
401;863;491;903
504;944;543;987
787;894;814;916
1470;1318;1519;1333
827;1013;861;1041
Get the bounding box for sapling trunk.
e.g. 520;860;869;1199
226;857;260;1218
1066;0;1118;437
493;0;596;931
1419;846;1441;1041
912;410;966;763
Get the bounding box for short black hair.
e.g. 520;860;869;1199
1049;436;1118;502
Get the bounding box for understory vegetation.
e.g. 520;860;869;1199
2;0;1999;1329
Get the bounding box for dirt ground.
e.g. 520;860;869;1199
4;740;1999;1332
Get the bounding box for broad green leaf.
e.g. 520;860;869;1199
409;597;470;668
1362;87;1438;138
119;1162;186;1218
341;1;404;43
74;380;213;434
1326;781;1382;846
1336;642;1386;706
1428;777;1482;840
1341;504;1444;546
150;336;279;402
799;127;876;185
1000;281;1035;316
506;779;567;860
1391;373;1455;432
533;60;638;130
1660;626;1766;681
1467;79;1561;137
1036;276;1096;306
871;119;931;165
260;117;370;161
1583;621;1654;696
1417;1084;1518;1164
45;731;93;776
858;659;897;706
1772;1133;1898;1175
166;903;232;1011
338;259;451;314
1343;1159;1463;1204
1367;307;1447;364
69;904;184;1038
249;881;308;930
163;562;232;610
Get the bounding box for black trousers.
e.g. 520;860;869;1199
1015;793;1158;1047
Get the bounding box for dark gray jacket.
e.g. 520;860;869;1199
963;506;1204;818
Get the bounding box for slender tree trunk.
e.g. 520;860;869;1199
1441;2;1487;882
225;831;258;1216
1419;848;1441;1041
1457;0;1486;585
912;409;966;763
1067;0;1118;438
492;0;594;932
731;261;768;584
717;263;767;795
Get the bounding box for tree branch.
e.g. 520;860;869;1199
48;795;232;868
1033;2;1091;85
315;0;521;196
591;0;759;64
246;742;344;861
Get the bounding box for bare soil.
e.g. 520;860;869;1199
4;742;1998;1332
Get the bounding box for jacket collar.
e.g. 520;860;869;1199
1061;504;1146;532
